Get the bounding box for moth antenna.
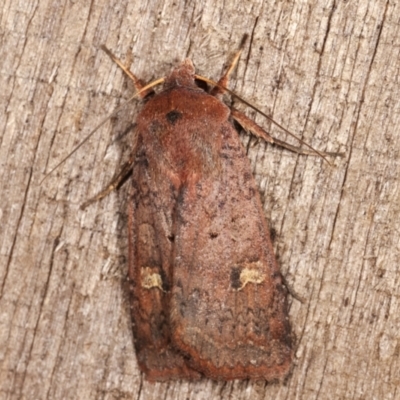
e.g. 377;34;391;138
211;34;248;97
101;46;155;97
196;75;344;164
101;45;142;89
40;77;164;184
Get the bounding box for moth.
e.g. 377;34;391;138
74;38;340;381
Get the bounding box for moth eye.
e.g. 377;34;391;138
166;110;182;125
141;267;164;291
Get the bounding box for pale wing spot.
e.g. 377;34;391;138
234;261;266;291
141;267;164;291
238;268;266;290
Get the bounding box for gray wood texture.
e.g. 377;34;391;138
1;0;398;399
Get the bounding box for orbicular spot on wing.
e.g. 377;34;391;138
141;267;164;291
230;261;266;291
166;110;182;125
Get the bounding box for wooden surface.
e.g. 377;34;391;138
1;0;399;399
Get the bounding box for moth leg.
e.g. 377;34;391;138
101;45;154;98
80;156;134;209
232;109;344;157
211;34;248;97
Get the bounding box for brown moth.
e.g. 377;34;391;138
73;38;339;381
124;47;293;381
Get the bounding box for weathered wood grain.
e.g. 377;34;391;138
1;0;398;399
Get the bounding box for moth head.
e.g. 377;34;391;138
164;59;197;89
